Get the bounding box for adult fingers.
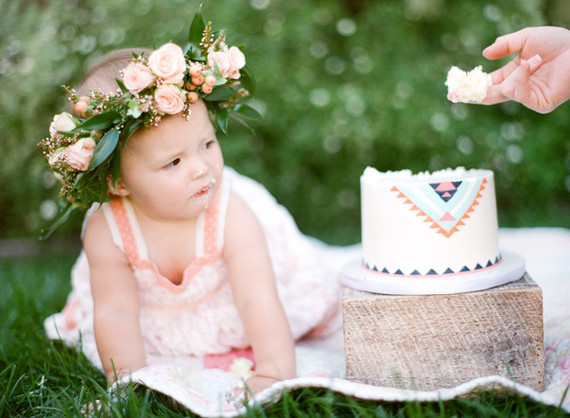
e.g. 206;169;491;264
479;60;520;105
500;60;532;104
483;28;529;60
488;59;520;84
481;85;507;105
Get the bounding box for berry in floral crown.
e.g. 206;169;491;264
39;9;260;230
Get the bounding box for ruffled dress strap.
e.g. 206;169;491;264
102;198;152;270
186;171;232;278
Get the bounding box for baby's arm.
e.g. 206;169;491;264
224;193;296;393
83;210;146;383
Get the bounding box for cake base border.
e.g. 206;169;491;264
340;249;525;295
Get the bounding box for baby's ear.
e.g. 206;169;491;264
107;176;130;197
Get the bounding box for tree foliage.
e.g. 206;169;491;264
1;0;568;243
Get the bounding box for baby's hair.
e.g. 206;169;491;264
77;48;153;96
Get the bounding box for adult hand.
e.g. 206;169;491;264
482;26;570;113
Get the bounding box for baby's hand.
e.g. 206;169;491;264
244;375;279;395
227;375;279;407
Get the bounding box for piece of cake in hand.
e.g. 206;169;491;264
445;65;492;103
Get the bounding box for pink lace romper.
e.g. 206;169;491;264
45;168;347;370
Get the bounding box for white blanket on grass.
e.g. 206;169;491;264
116;228;570;417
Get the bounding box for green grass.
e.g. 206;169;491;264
1;252;568;417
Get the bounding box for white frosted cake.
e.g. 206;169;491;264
341;166;525;294
361;167;501;277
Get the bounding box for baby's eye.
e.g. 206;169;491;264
164;158;181;169
203;139;216;150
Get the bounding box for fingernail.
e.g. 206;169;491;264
528;54;542;72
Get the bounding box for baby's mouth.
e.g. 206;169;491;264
192;182;213;198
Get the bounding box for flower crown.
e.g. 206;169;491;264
39;9;259;230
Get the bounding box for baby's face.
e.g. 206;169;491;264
118;100;224;220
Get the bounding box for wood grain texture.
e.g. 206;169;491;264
342;273;544;391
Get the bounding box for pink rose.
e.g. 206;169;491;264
148;43;187;80
48;151;64;168
208;46;246;79
154;84;186;114
49;112;76;136
161;72;185;87
123;62;155;94
63;137;96;171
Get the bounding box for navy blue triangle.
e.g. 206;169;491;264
460;266;470;272
426;269;438;275
382;268;389;274
429;181;463;202
440;192;453;202
411;270;421;275
486;260;493;267
495;256;500;263
444;268;454;274
394;269;403;275
372;265;379;272
475;263;483;270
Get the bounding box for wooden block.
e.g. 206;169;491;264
342;273;544;391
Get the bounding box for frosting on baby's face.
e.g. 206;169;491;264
445;65;492;103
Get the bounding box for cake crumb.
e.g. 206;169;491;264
445;65;492;103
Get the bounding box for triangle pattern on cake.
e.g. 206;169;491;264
391;177;487;238
362;254;502;277
430;181;462;202
439;212;455;221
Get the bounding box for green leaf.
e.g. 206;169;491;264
229;112;256;134
110;147;122;193
184;43;206;60
202;67;227;86
74;111;122;132
115;78;129;94
215;108;229;134
73;166;109;206
234;104;262;119
204;86;234;101
126;99;142;118
40;203;74;240
188;6;205;48
239;64;255;95
88;129;120;170
120;120;142;142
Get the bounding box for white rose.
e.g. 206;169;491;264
49;112;76;136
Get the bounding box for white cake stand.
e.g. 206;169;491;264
341;250;526;295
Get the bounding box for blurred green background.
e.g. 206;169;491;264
1;0;569;246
